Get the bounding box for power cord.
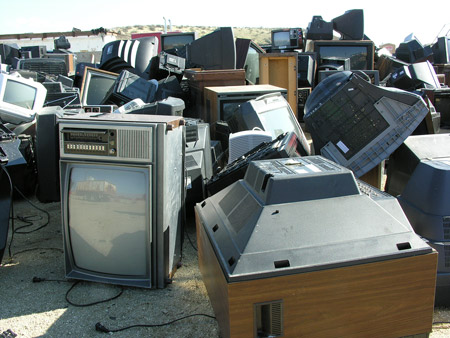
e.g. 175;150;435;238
32;277;124;307
95;313;216;333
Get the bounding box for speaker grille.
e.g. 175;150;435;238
443;216;450;240
118;129;151;159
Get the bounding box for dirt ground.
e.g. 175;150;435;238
1;196;450;338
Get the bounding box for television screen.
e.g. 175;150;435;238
161;32;196;52
312;40;374;70
80;67;118;106
66;163;150;276
273;31;291;47
0;72;47;124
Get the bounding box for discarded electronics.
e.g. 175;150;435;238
386;134;450;306
195;156;437;337
0;72;47;125
304;71;429;177
59;113;185;288
205;132;301;196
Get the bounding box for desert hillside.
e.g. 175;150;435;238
111;24;275;45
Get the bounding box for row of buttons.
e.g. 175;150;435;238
66;144;106;151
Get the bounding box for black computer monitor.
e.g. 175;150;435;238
332;9;364;40
311;40;375;70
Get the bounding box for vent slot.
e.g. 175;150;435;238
274;260;290;269
118;129;151;159
254;300;283;337
397;242;411;251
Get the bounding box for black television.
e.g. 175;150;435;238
79;67;118;106
160;32;196;52
185;27;236;70
310;40;375;70
332;9;364;40
235;38;265;85
271;28;303;50
432;36;450;64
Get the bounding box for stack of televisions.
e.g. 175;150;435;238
0;7;450;337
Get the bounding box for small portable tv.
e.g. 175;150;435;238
0;72;47;124
160;32;196;52
271;28;303;50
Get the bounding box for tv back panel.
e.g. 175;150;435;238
306;16;333;40
185;27;236;70
332;9;364;40
304;71;428;177
432;36;450;64
58;113;184;288
389;61;440;91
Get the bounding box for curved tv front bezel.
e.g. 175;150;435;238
0;72;47;124
60;160;154;288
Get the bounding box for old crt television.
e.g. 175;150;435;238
432;36;450;64
59;113;185;288
271;28;303;50
161;32;196;52
0;72;47;124
235;38;266;85
228;92;311;156
304;71;429;177
185;27;236;70
310;40;375;70
100;37;159;79
79;67;118;106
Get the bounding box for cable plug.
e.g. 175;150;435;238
95;322;110;333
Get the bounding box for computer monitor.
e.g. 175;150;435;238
227;92;311;156
160;32;196;52
79;67;118;106
271;28;303;50
0;72;47;124
395;38;432;64
310;40;375;70
432;36;450;64
185;27;236;70
389;61;440;91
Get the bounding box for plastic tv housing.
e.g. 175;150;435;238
227;92;311;156
58;113;185;288
304;71;429;177
432;36;450;64
79;67;118;106
309;40;375;70
270;28;303;50
0;72;47;124
160;32;197;53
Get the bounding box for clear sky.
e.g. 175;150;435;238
1;0;449;47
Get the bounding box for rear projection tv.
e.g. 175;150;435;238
59;113;185;288
0;72;47;124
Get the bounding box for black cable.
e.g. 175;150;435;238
95;313;216;333
65;280;124;307
185;229;197;251
12;185;50;233
433;321;450;325
0;165;15;259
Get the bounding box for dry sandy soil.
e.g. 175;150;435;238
1;195;450;337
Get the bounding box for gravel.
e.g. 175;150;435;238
1;196;449;337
